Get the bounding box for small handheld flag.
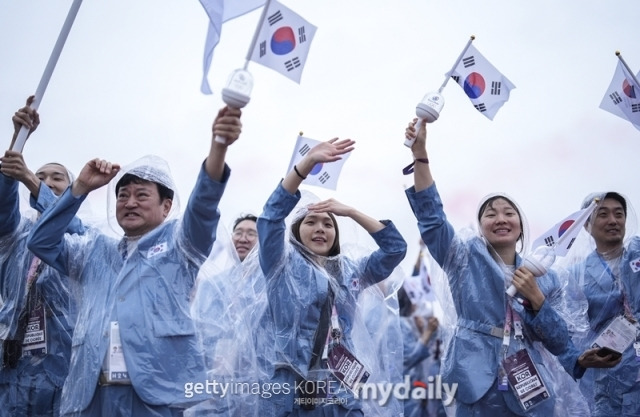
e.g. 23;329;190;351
248;0;316;83
449;43;515;120
600;52;640;131
286;135;350;190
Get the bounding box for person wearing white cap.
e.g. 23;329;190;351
27;106;243;416
1;96;85;417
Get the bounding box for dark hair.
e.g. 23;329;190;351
233;214;258;231
115;174;174;201
291;211;341;257
397;287;413;317
477;195;524;249
604;192;627;216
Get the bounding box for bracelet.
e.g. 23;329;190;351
293;165;307;180
402;158;429;175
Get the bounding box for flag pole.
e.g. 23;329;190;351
11;0;84;152
438;35;475;93
616;51;640;90
243;0;272;70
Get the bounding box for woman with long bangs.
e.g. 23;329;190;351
256;138;407;416
401;119;614;416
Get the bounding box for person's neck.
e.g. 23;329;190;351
596;243;624;260
491;246;516;267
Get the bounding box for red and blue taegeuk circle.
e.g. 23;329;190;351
558;220;574;237
310;163;323;176
270;27;296;55
623;79;637;99
463;72;486;99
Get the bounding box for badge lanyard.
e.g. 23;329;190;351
598;255;636;321
498;301;523;391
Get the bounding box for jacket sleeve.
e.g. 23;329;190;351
360;220;407;287
179;162;230;261
30;183;86;235
27;186;87;276
515;294;585;379
0;174;20;237
257;181;300;278
405;183;456;268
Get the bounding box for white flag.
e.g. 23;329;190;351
249;0;316;83
403;254;436;305
199;0;265;94
286;136;350;190
600;60;640;131
531;200;598;257
449;44;516;120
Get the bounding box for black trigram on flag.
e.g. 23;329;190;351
462;55;475;68
284;58;301;72
451;75;460;84
319;172;330;184
491;81;501;95
474;103;487;113
259;41;267;58
610;92;623;105
298;26;307;43
632;103;640;113
544;236;555;247
299;143;311;157
268;11;283;26
567;238;576;250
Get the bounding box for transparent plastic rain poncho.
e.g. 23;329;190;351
187;183;408;417
25;155;228;415
0;172;85;411
405;183;591;416
560;191;640;416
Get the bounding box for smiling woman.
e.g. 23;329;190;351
253;137;408;416
400;117;616;416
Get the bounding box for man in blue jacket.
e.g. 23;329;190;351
576;191;640;416
1;98;85;416
27;106;243;416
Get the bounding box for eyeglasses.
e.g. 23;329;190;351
232;230;258;240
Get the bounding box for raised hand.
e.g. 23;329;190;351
305;138;355;165
71;158;121;196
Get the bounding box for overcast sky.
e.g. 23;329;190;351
2;0;639;272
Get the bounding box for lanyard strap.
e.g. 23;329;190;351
599;255;635;321
502;302;524;349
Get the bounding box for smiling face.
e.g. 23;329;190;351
590;197;626;252
36;163;70;196
116;179;172;237
296;212;338;257
232;219;258;261
479;197;523;252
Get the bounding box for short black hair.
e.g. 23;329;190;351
233;214;257;230
115;174;174;201
603;192;627;216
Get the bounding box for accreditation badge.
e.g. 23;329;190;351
502;349;550;411
22;301;47;357
105;321;131;383
327;343;370;392
591;315;636;354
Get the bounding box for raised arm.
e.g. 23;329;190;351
405;118;433;192
307;198;385;234
205;106;242;182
